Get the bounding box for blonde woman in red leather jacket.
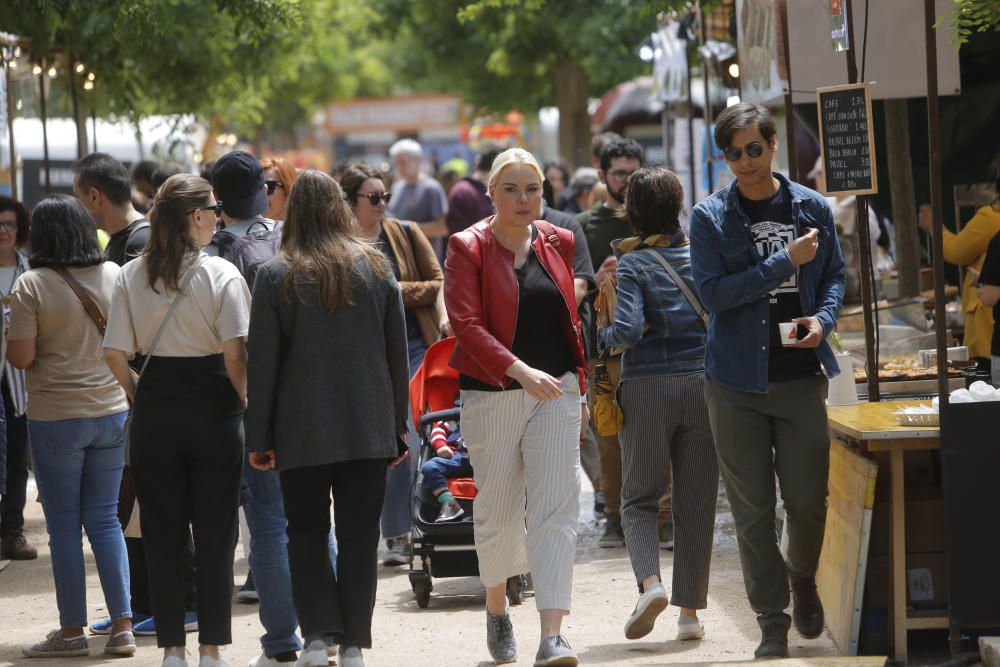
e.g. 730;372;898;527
445;148;587;666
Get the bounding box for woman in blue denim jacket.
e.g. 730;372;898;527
596;167;719;644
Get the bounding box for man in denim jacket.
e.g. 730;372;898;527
689;103;845;659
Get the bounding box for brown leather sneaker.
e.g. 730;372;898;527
1;532;38;560
790;574;825;639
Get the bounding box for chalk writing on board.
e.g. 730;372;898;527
816;83;878;196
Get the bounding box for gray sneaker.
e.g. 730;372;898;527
599;515;626;548
104;629;137;656
435;498;465;522
22;629;90;658
382;534;410;566
486;611;518;664
534;635;578;666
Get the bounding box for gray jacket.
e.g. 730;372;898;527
246;255;409;470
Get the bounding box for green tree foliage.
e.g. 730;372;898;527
945;0;1000;46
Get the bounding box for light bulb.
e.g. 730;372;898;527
32;64;42;75
47;66;57;78
75;63;85;74
728;63;740;78
83;81;94;91
87;72;95;81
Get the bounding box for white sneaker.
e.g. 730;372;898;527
677;614;705;640
295;640;328;667
248;654;282;667
162;657;188;667
340;645;365;667
198;657;230;667
624;582;669;640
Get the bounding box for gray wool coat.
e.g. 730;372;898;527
246;255;409;471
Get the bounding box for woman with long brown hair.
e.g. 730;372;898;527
104;173;251;667
246;170;409;667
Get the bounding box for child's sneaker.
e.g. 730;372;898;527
22;629;89;658
435;498;464;522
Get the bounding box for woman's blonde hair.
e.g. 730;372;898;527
280;170;390;313
486;148;543;199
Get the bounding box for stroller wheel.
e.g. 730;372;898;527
506;574;528;606
410;570;433;608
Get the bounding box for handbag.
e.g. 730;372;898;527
122;257;208;460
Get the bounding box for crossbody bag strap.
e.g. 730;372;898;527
136;256;208;380
640;248;710;331
52;267;108;335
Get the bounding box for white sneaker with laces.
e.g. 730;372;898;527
624;582;669;640
677;614;705;640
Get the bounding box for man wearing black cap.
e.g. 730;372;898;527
208;150;276;253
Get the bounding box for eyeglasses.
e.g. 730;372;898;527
0;221;17;232
607;169;637;182
724;141;766;162
265;180;285;196
359;192;391;206
190;203;224;216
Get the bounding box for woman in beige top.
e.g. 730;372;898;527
7;195;134;658
104;174;251;667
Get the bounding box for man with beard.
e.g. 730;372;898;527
577;137;644;548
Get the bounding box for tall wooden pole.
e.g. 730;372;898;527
777;0;797;181
924;0;949;405
4;58;16;198
697;1;714;193
38;64;50;193
68;57;87;158
844;0;880;400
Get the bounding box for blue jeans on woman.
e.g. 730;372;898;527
28;412;131;628
380;334;427;539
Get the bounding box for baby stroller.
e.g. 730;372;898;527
407;337;529;608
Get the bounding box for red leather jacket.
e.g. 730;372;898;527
444;218;587;394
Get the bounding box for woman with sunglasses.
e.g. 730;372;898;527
104;174;251;667
338;163;445;568
261;157;299;222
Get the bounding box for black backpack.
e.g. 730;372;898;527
211;219;283;289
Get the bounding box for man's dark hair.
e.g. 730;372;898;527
600;137;644;173
200;160;216;185
623;166;685;237
476;146;502;174
713;103;777;151
74;152;132;205
0;195;31;247
130;160;159;185
28;194;106;269
591;132;622;163
151;163;185;192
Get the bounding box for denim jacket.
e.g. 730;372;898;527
597;233;706;381
689;173;846;393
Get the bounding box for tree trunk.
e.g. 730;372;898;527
553;60;591;169
884;98;921;298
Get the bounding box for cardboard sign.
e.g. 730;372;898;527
816;82;878;196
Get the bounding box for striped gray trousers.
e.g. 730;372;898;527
619;372;719;609
460;372;581;611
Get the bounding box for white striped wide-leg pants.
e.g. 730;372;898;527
460;372;581;611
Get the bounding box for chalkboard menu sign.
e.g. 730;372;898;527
816;82;877;196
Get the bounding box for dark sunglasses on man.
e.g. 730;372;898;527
359;192;391;206
265;180;285;196
724;141;767;163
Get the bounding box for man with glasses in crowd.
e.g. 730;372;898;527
577;137;646;549
689;103;845;659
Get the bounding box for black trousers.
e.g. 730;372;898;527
280;458;387;648
130;355;243;647
0;380;29;536
126;534;198;615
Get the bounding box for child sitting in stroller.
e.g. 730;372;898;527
421;419;473;522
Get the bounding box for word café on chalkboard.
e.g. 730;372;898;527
816;82;878;197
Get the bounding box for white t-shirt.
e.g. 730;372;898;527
104;253;251;358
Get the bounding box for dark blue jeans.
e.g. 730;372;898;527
420;451;473;494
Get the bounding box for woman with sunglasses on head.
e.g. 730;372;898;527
104;174;251;667
338;163;445;568
246;170;409;667
261;157;299;222
8;195;135;658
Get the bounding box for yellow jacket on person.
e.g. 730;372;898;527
942;204;1000;358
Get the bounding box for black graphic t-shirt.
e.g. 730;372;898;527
740;185;821;383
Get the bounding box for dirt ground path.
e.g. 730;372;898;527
0;478;839;666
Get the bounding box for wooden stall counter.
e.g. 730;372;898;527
824;401;946;664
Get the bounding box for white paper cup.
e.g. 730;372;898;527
778;322;798;346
